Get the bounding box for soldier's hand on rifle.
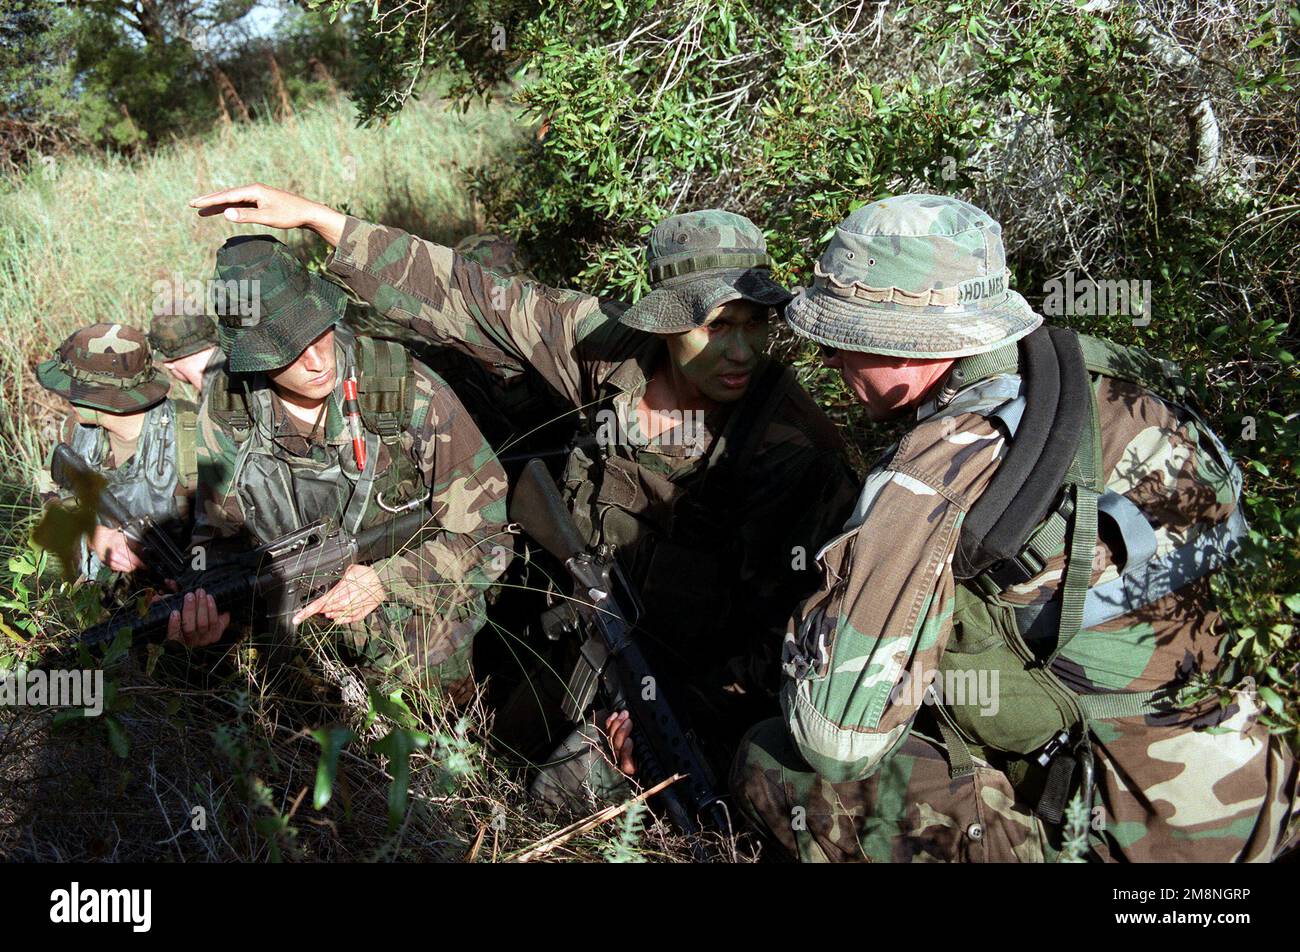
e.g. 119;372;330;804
292;564;386;626
90;525;145;574
604;709;637;776
189;183;347;247
166;588;230;648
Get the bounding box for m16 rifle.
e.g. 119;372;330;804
509;457;729;847
78;508;441;650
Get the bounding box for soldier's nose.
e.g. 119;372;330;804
300;347;327;373
727;332;754;363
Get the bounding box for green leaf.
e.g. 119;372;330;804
311;726;356;810
368;687;416;729
144;642;165;678
371;728;429;830
7;555;33;578
104;716;130;759
101;628;131;668
1258;685;1284;716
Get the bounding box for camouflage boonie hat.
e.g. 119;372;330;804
619;210;791;334
454;233;530;277
213;235;346;374
36;323;170;414
785;194;1041;358
149;310;218;361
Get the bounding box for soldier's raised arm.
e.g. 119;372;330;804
189;183;602;407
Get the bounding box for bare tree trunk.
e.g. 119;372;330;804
213;68;251;124
309;57;341;102
267;53;296;126
214;77;232;127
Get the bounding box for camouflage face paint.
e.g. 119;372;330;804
666;299;770;403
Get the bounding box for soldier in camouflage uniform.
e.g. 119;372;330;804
34;323;199;578
149;309;224;397
732;194;1298;862
175;235;513;700
189;184;859;803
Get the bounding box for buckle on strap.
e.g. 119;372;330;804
972;492;1075;597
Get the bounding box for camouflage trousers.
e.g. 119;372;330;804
733;712;1300;863
731;718;1047;862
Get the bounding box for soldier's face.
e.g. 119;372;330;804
666;300;770;403
268;329;337;402
822;349;955;421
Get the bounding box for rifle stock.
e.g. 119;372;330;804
510;458;587;562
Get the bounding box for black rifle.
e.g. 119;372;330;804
78;508;440;649
510;457;729;848
50;442;190;578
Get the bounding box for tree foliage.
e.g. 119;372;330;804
0;0;357;167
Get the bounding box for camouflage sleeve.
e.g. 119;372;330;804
327;217;608;408
191;401;249;556
371;359;513;617
781;412;1003;783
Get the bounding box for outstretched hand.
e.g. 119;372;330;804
188;183;347;247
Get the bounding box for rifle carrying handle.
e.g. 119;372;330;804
509;458;587;562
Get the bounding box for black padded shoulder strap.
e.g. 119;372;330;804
954;326;1089;579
